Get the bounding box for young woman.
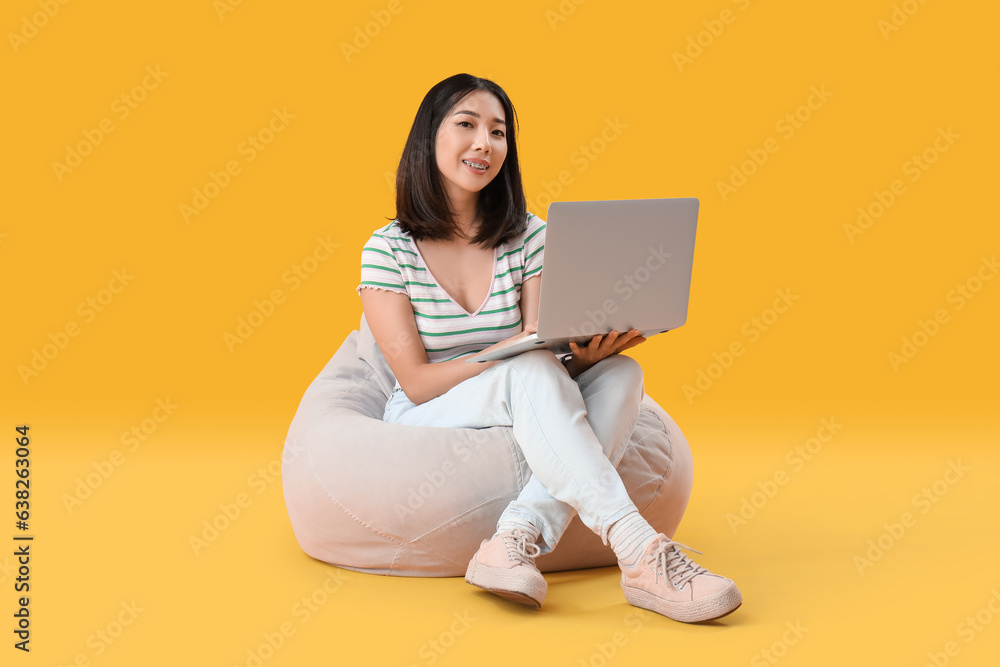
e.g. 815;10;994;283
357;73;742;623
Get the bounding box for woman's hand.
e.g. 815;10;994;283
568;329;646;369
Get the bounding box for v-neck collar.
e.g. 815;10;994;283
412;240;498;317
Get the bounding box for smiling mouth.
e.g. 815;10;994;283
462;160;489;170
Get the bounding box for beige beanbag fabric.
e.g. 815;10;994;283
281;315;694;576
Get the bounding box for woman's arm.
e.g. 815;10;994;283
360;287;503;406
519;274;541;330
517;274;647;379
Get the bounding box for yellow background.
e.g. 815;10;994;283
2;0;997;665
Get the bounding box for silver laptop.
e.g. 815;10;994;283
465;197;699;363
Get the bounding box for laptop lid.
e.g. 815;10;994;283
536;197;699;339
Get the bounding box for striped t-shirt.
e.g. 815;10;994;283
356;213;545;392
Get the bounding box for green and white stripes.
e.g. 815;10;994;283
357;214;546;390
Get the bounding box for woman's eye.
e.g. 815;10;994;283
458;121;473;127
493;130;505;137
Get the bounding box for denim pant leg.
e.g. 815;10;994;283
499;353;644;555
381;349;640;551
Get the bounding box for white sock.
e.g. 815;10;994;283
608;510;658;565
496;515;541;544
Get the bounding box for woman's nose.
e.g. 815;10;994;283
472;128;492;154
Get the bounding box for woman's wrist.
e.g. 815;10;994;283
561;355;592;379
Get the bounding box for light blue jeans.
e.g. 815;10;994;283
382;349;646;556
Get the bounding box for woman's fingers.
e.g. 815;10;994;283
570;330;644;363
612;330;643;352
617;336;645;352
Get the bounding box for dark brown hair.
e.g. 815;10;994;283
389;73;528;249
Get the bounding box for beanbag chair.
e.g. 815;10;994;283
281;314;694;577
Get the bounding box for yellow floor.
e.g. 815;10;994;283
26;417;998;666
5;1;998;664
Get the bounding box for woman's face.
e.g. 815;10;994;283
434;90;508;203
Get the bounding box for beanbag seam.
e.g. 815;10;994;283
388;491;518;572
303;432;406;547
632;405;673;514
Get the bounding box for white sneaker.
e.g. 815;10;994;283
465;528;547;608
619;534;742;622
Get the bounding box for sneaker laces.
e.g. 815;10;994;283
502;528;541;566
647;540;709;591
